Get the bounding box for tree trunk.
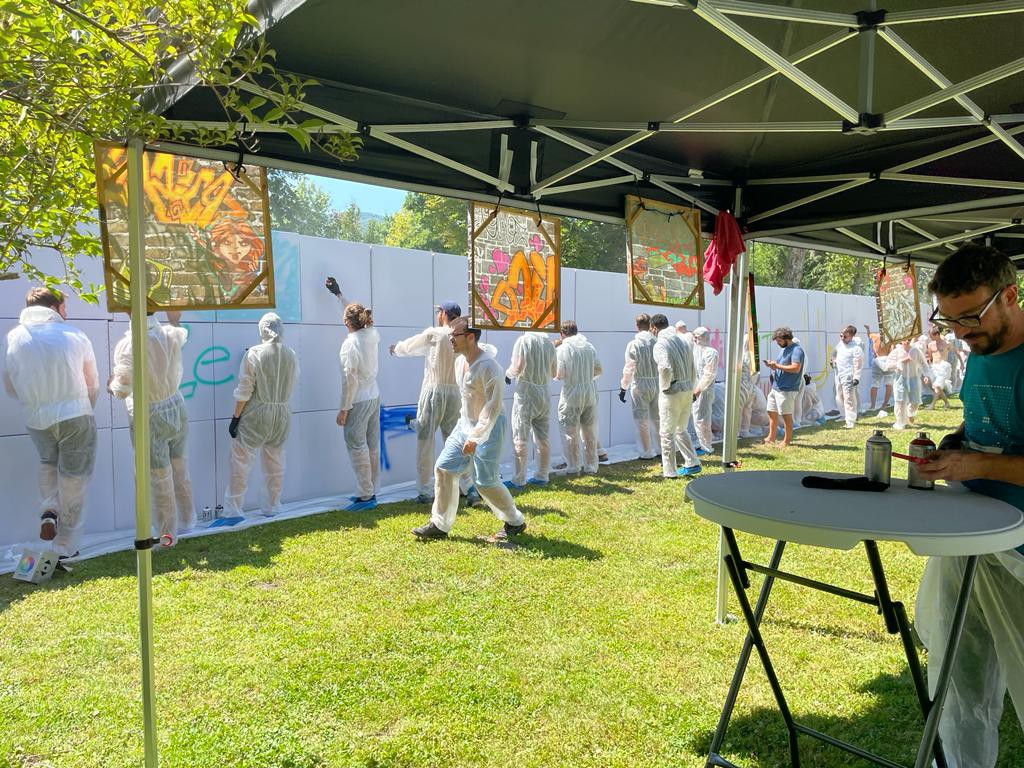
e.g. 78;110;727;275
780;247;809;288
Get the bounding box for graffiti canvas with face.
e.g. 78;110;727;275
626;195;703;309
95;142;274;312
876;264;921;346
469;203;560;331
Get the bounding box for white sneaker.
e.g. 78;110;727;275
877;410;888;418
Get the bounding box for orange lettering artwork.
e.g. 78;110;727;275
470;204;560;331
94;141;274;312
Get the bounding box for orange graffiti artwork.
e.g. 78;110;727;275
488;249;556;327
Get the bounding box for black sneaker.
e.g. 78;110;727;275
491;521;527;542
405;414;415;429
598;452;609;463
412;522;448;540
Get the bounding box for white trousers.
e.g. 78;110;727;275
224;440;286;516
630;385;660;459
691;387;714;452
839;376;859;427
659;390;698;477
558;398;599;474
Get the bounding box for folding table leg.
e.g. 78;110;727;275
914;555;978;768
863;540;948;768
710;533;800;767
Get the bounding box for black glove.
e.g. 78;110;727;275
852;379;859;386
325;276;341;296
505;376;511;385
938;432;964;452
618;388;627;403
228;415;240;439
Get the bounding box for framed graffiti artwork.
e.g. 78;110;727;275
94;141;274;312
625;194;703;310
746;273;760;375
875;264;921;346
468;202;560;331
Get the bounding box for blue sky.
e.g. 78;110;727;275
317;176;409;218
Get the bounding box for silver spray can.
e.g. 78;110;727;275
908;432;936;490
865;430;892;486
198;505;213;524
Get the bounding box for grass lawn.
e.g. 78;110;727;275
2;403;1021;768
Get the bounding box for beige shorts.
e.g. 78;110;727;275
766;389;798;415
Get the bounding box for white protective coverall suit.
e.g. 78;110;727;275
506;332;557;485
111;316;194;540
392;324;460;498
4;305;100;555
556;333;602;474
339;324;381;500
621;330;660;459
430;344;525;532
690;327;719;453
224;314;299;517
832;337;864;428
653;327;699;477
882;342;926;429
738;347;758;438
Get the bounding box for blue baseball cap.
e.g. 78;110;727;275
436;301;462;319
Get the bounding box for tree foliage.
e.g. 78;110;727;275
267;171;338;238
384;193;467;253
1;1;360;301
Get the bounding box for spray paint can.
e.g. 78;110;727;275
198;505;213;524
214;504;225;519
908;432;936;490
864;430;892;487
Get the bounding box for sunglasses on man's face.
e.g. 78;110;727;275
929;286;1009;330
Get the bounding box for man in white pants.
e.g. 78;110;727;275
555;320;602;476
4;287;99;558
412;318;527;542
224;313;299;518
651;314;700;478
389;301;463;504
619;313;659;460
505;331;557;488
831;325;863;429
690;326;719;455
111;310;195;543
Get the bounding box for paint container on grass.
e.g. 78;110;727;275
864;430;892;487
908;432;935;490
198;505;214;525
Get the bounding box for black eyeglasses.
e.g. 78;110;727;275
929;286;1009;330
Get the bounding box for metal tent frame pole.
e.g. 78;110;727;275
127;136;159;768
716;188;748;624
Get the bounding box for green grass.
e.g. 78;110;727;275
1;403;1020;767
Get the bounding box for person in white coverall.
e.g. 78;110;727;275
831;325;864;428
799;374;825;425
882;338;926;430
327;278;381;512
412;318;527;542
110;311;195;543
4;287;99;557
505;331;557;488
389;301;464;503
555;320;602;475
619;313;660;460
651;313;700;478
224;313;299;518
690;326;719;455
738;341;759;438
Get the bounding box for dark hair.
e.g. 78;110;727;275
928;244;1015;298
843;325;856;336
25;286;64;309
772;326;793;341
560;320;578;337
650;313;669;330
344;302;373;330
635;313;651;331
803;374;811;385
450;316;481;341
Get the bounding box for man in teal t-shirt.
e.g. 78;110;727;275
914;244;1024;768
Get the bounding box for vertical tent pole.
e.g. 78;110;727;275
716;187;747;624
127;136;159;768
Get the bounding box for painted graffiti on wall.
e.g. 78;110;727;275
876;265;921;346
469;203;560;331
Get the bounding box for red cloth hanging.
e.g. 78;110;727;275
703;211;746;295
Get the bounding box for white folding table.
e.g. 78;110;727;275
686;470;1024;768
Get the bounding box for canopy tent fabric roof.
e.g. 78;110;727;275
158;0;1024;265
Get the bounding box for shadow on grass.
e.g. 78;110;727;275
445;532;603;561
0;501;419;613
688;664;1022;767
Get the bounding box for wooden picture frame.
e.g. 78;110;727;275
94;141;275;312
746;272;760;375
875;264;921;346
625;194;704;310
468;202;560;331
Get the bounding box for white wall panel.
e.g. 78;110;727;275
370;245;434;329
433;252;469;309
294;324;344;413
299;238;372;326
376;325;432;408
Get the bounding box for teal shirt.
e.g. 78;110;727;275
959;339;1024;552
